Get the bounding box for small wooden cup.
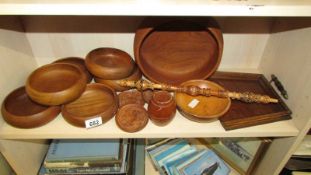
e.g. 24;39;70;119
148;91;176;126
1;87;60;128
118;89;145;107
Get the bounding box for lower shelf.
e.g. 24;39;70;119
0;110;299;139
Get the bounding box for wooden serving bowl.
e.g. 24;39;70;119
135;18;223;85
53;57;93;83
175;80;231;121
1;87;60;128
94;63;142;92
85;47;135;79
26;63;87;106
62;83;118;127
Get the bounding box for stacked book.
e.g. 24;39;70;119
39;139;136;175
146;139;230;175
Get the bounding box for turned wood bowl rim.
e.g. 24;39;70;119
85;47;135;79
61;83;118;127
175;79;231;119
25;63;87;105
1;86;61;128
134;18;224;85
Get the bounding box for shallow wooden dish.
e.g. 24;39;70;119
26;63;87;106
85;47;135;79
1;87;60;128
94;64;142;92
62;83;118;127
53;57;93;83
115;104;149;133
135;18;223;85
175;80;231;121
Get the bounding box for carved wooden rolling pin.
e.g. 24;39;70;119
116;80;278;104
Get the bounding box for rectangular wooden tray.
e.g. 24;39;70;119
209;72;292;130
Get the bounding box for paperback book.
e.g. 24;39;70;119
44;139;123;168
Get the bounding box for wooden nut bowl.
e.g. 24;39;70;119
175;80;231;121
135;18;223;85
1;87;60;128
62;83;118;127
85;47;135;79
94;64;142;92
53;57;93;83
26;63;87;106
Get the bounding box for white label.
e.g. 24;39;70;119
188;99;200;108
85;117;102;129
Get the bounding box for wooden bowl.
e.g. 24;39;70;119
62;83;118;127
26;63;87;106
94;63;142;91
1;87;60;128
175;80;231;121
115;104;149;133
53;57;93;83
135;18;223;85
85;47;135;79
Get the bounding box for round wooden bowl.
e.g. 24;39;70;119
94;64;142;92
134;18;223;85
53;57;93;83
26;63;87;106
85;47;135;79
115;104;149;133
62;83;118;127
1;87;60;128
175;80;231;121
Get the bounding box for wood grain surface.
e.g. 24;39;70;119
175;80;231;121
1;87;60;128
134;18;223;85
26;63;87;106
209;71;292;130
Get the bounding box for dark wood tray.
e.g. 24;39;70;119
209;71;292;130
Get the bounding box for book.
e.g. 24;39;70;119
44;139;123;168
175;149;230;175
39;139;132;175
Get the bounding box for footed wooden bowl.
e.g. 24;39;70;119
175;80;231;121
53;57;93;83
85;47;135;79
62;83;118;127
26;63;87;106
94;64;142;92
135;18;223;85
1;87;60;128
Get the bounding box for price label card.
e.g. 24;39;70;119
85;117;102;129
188;99;200;108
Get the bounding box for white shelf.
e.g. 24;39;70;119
0;111;299;139
0;0;311;16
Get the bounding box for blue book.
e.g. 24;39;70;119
44;139;123;168
162;149;198;175
176;150;230;175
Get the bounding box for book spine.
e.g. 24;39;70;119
45;166;121;174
